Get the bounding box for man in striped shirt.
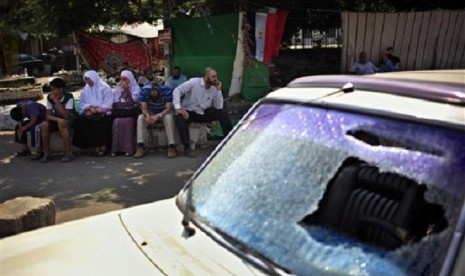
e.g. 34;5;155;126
134;83;177;158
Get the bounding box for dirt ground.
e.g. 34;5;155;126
0;130;218;224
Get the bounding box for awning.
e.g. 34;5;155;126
119;22;164;38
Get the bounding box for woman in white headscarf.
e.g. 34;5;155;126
72;70;114;155
110;70;140;156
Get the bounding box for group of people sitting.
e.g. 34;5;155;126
9;66;233;163
349;46;402;75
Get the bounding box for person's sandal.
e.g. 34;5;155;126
31;151;44;160
93;147;105;157
15;149;31;157
97;146;107;156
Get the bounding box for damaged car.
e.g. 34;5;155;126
1;70;464;276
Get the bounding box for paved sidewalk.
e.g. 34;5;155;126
0;130;219;224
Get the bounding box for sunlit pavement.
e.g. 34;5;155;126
0;130;219;224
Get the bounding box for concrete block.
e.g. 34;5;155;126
146;122;180;149
146;122;209;150
0;105;16;130
188;122;209;150
49;131;77;153
25;128;75;154
0;196;56;237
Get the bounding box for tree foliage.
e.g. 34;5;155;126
0;0;49;36
0;0;166;36
1;0;463;36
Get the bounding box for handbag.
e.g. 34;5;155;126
112;102;138;118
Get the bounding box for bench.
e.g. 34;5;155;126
145;121;210;150
37;122;211;153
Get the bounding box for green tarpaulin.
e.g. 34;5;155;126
168;13;269;101
168;14;238;92
241;61;269;101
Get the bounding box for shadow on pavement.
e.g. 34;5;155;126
0;130;219;224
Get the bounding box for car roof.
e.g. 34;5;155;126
286;70;465;105
367;69;465;85
266;70;465;130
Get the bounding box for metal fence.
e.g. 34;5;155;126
283;10;343;49
288;28;342;49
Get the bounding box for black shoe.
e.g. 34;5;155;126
61;153;75;162
40;155;52;163
184;148;196;158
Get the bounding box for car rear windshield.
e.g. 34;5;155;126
189;102;465;275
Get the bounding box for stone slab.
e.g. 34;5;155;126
0;77;36;88
0;196;56;237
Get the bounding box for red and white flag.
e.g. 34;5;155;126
256;9;288;64
255;12;267;62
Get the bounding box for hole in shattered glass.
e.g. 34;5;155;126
300;157;448;251
346;129;443;156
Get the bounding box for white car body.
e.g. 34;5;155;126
1;198;265;276
1;70;465;276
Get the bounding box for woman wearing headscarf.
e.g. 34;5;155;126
110;70;140;156
72;70;114;156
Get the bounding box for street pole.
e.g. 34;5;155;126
239;0;248;11
72;32;81;73
163;0;171;83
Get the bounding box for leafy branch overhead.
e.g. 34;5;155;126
0;0;463;36
1;0;167;36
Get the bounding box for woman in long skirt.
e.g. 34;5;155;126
110;70;140;156
72;70;114;156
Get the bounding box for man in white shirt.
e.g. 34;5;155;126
173;67;233;156
349;51;378;75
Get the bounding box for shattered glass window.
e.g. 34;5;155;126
189;102;465;275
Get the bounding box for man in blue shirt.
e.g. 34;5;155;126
134;83;177;158
378;51;396;73
166;66;187;89
9;99;46;157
